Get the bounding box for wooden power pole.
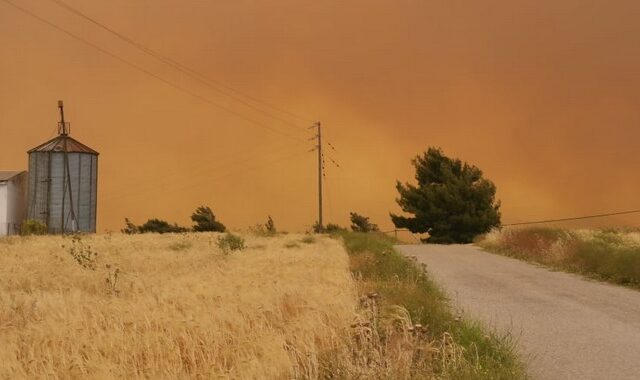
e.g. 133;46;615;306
310;121;323;231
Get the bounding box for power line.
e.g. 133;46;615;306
48;0;314;131
503;209;640;226
2;0;312;146
103;148;311;202
102;140;306;201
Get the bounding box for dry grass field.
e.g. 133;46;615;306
0;233;360;378
0;232;524;379
478;227;640;288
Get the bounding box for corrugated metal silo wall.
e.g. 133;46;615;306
27;152;51;226
28;152;97;233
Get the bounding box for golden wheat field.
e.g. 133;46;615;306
0;233;360;379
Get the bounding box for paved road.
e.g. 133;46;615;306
397;244;640;380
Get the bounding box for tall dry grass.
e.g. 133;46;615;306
478;227;640;288
0;233;360;379
0;232;508;379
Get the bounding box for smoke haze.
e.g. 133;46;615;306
1;0;639;231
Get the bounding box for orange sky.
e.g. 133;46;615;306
1;0;640;232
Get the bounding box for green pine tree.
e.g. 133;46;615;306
391;147;501;244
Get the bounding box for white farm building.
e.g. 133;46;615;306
0;171;27;236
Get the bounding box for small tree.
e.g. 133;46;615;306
265;215;276;234
138;218;188;234
350;212;379;233
391;147;501;244
121;218;138;234
191;206;226;232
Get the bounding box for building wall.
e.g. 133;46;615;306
27;152;97;233
0;173;27;236
7;173;27;235
0;183;7;236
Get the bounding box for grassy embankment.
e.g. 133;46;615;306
337;231;527;379
477;227;640;289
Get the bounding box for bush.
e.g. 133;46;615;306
325;223;347;233
121;218;138;234
138;219;188;234
265;216;276;234
217;233;245;254
250;216;278;237
21;219;47;235
300;235;316;244
65;235;98;270
191;206;226;232
350;212;379;232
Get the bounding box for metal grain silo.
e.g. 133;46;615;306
27;101;98;234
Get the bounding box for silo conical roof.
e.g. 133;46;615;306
27;135;98;155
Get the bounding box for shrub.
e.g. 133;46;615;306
350;212;379;233
169;240;193;252
325;223;347;233
284;241;300;249
21;219;47;235
311;222;347;234
191;206;226;232
138;219;188;234
301;235;316;244
250;216;278;237
265;216;276;234
121;218;138;234
65;235;98;270
217;233;245;254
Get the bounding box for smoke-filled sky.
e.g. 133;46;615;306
1;0;640;232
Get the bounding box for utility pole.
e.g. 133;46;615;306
310;121;323;231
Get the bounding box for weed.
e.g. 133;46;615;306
301;235;316;244
104;264;120;296
168;239;193;252
249;216;277;237
285;241;300;249
217;233;245;254
21;219;47;236
65;235;98;270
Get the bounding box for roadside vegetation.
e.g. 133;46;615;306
336;231;526;379
477;227;640;289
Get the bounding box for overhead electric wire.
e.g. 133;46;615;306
103;148;312;202
102;140;306;201
48;0;314;131
1;0;312;146
503;209;640;226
